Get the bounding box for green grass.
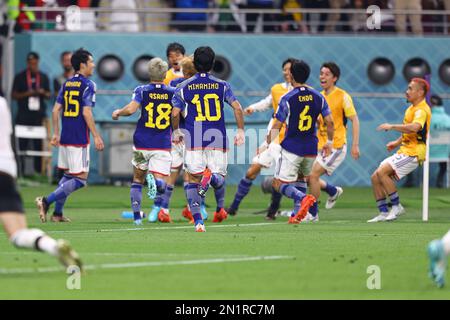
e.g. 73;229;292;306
1;185;450;299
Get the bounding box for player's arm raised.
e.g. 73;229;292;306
230;100;245;146
83;107;104;151
51;102;62;147
112;101;140;120
244;94;272;116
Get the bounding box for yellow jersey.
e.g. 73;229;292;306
163;68;183;86
270;83;290;144
317;87;357;149
398;99;431;162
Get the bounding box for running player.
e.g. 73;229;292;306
171;46;245;232
1;93;82;269
36;48;104;223
112;57;175;225
428;231;450;288
307;62;360;221
226;58;297;220
368;78;431;222
267;60;334;224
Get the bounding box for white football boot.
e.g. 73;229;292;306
325;187;343;209
385;204;405;221
367;212;389;223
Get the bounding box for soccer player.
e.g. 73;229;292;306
266;60;334;224
160;56;209;223
307;62;360;221
428;231;450;288
112;58;174;225
36;48;104;223
226;58;297;220
368;78;431;222
171;46;245;232
163;42;185;86
0;93;82;269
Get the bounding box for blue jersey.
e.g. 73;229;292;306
132;83;175;150
169;77;186;88
56;74;96;146
171;73;237;150
275;86;331;157
169;77;187;129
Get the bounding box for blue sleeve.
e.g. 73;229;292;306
275;97;289;123
56;86;64;105
82;82;96;108
132;86;142;104
224;82;237;106
171;87;186;112
320;95;331;118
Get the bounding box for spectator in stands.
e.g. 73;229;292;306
11;52;51;176
278;0;308;32
347;0;367;32
108;0;140;32
243;0;276;32
394;0;423;35
170;0;210;32
303;0;330;33
429;94;450;188
325;0;347;32
53;51;74;98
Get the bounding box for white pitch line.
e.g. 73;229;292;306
47;222;286;234
0;255;294;275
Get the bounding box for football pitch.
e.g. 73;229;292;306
1;184;449;300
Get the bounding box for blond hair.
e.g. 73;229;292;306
181;56;196;78
148;57;168;82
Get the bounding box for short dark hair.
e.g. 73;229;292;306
60;51;71;60
290;60;310;84
27;52;39;61
166;42;185;57
71;48;93;72
282;58;298;68
194;46;215;73
321;62;340;84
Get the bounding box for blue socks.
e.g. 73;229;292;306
186;183;203;225
295;181;307;194
160;185;174;209
155;178;166;194
53;174;71;216
280;183;305;215
324;182;337;197
389;192;400;206
46;175;86;205
230;177;253;211
211;174;226;213
377;198;389;214
130;183;143;220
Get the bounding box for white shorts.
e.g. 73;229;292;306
315;144;347;175
274;147;316;183
58;145;90;175
252;143;282;168
0;155;17;178
171;142;185;169
380;153;419;180
184;149;227;175
132;148;172;176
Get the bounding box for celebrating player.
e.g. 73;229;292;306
163;42;185;86
112;57;175;225
36;48;104;223
226;58;297;220
171;46;245;232
307;62;360;221
267;60;334;224
368;78;431;222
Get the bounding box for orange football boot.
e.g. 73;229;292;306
212;208;228;223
